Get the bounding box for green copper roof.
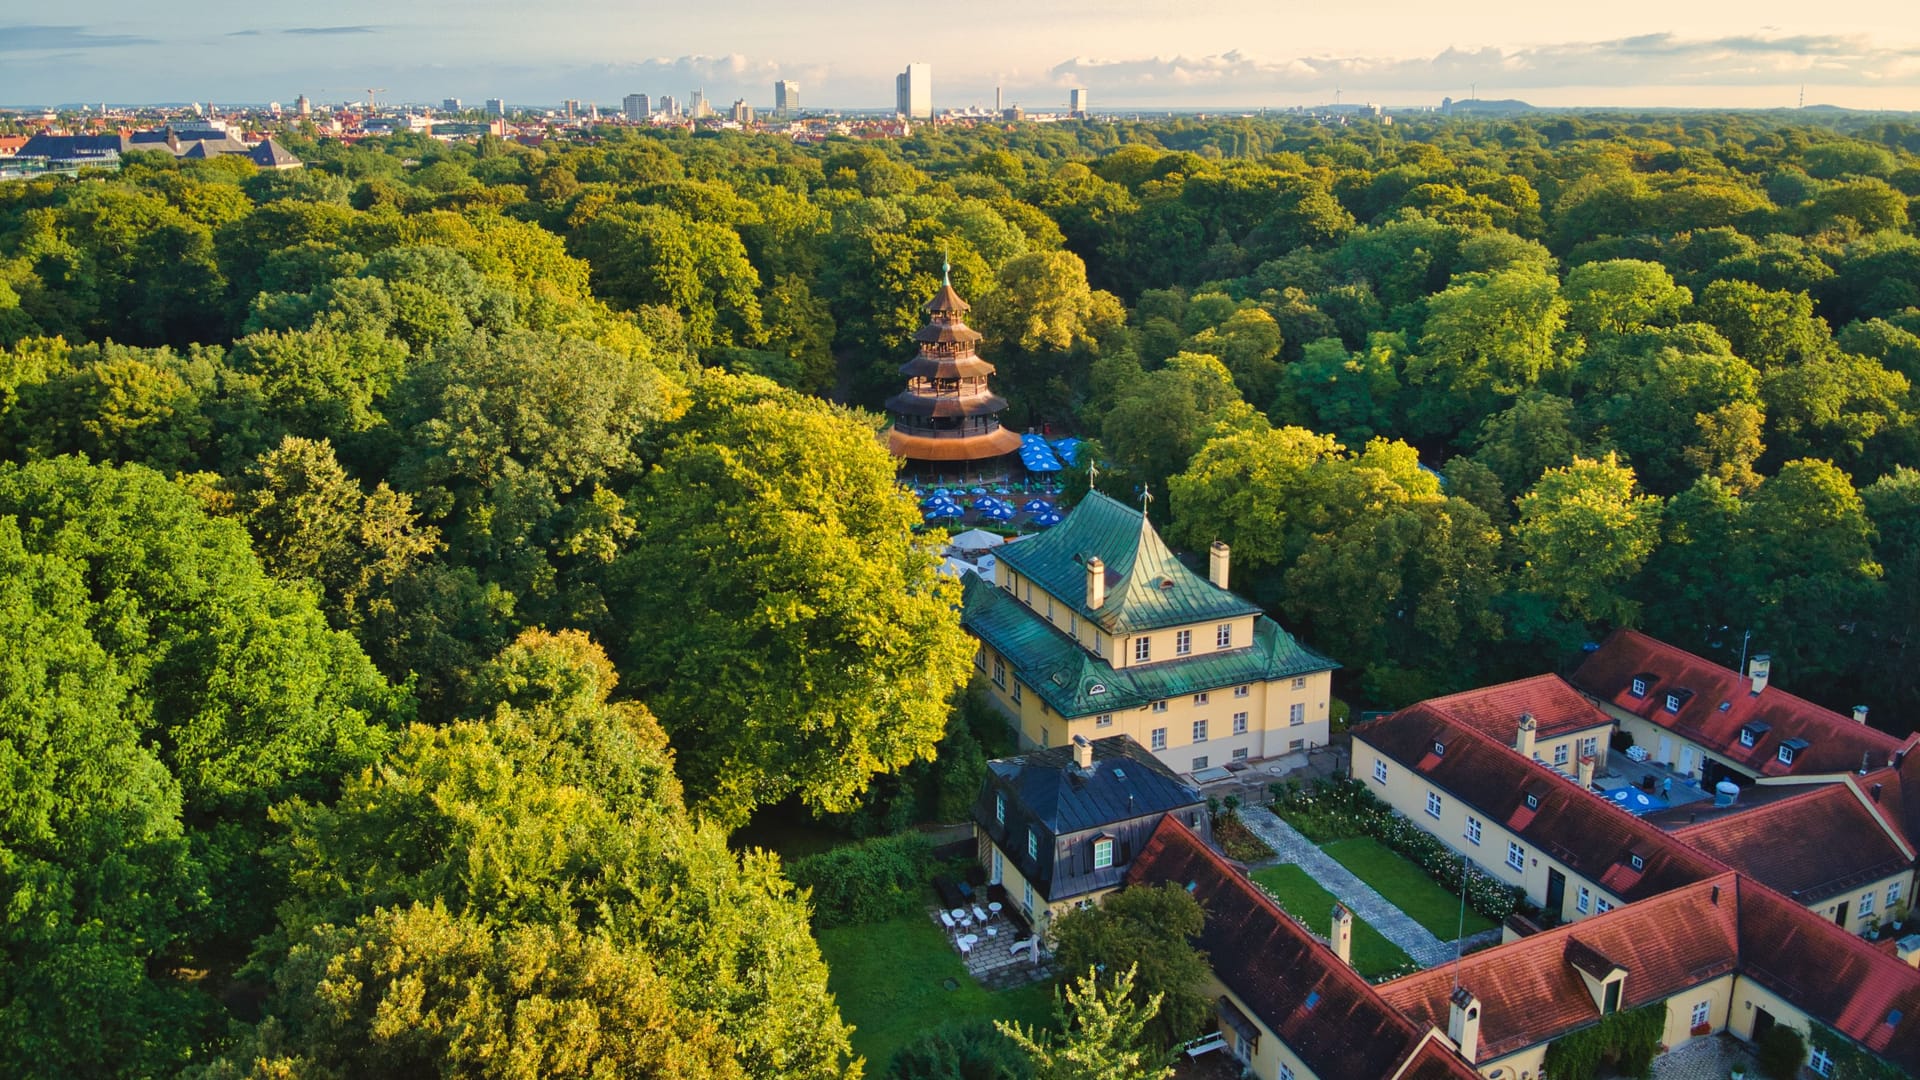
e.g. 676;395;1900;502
993;491;1261;634
960;573;1338;717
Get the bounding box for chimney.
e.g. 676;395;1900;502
1331;903;1353;966
1872;783;1885;803
1855;705;1870;725
1515;713;1538;760
1072;734;1093;770
1447;986;1481;1064
1577;755;1596;790
1209;541;1231;590
1899;935;1920;969
1086;556;1106;609
1749;654;1771;696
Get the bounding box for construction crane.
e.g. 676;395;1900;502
365;88;387;110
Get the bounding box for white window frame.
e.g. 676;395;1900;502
1778;745;1796;765
1093;838;1114;870
1426;792;1442;818
1596;898;1613;914
1027;828;1037;859
1216;623;1232;648
1234;684;1250;698
1631;677;1647;697
1095;713;1113;728
1292;676;1307;690
1507;842;1525;871
1150;700;1168;713
1665;693;1681;713
1193;720;1208;743
1466;817;1482;845
974;645;986;671
995;792;1005;824
1862;890;1876;916
1577;887;1591;914
1891;880;1903;906
1809;1046;1834;1077
1289;702;1306;726
1151;727;1167;751
1580;737;1599;759
1232;747;1248;761
1554;744;1570;766
1193;692;1209;705
1011;681;1022;704
1133;636;1151;662
1373;760;1387;783
1280;1065;1295;1080
1739;728;1755;747
1176;629;1192;656
1192;755;1208;771
1691;1000;1710;1029
992;658;1005;688
1233;711;1248;735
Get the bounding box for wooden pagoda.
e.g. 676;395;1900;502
885;271;1022;469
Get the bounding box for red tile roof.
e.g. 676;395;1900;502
1356;706;1725;903
1674;781;1912;904
1734;877;1920;1068
1570;630;1909;778
1419;674;1615;743
1123;817;1480;1080
1379;874;1743;1060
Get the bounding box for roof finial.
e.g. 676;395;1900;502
942;251;951;286
1139;482;1152;514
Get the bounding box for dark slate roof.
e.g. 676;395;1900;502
1125;817;1479;1080
249;138;302;168
1570;630;1911;778
15;133;131;159
973;735;1204;902
961;572;1336;717
992;491;1262;634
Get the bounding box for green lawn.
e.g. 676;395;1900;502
1250;864;1414;980
1319;837;1497;939
817;910;1056;1069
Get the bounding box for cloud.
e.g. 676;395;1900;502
1046;33;1920;99
0;24;155;53
283;26;378;35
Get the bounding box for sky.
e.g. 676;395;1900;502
5;0;1920;111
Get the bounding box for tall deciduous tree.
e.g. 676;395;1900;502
1512;452;1664;625
1047;884;1209;1051
1408;266;1575;437
614;373;974;822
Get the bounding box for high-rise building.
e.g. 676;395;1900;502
564;99;580;119
660;95;679;118
623;93;650;119
443;98;462;112
295;94;312;117
485;98;506;117
689;89;709;118
1068;88;1087;117
774;80;798;117
730;99;755;124
896;62;931;119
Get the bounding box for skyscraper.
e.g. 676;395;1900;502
660;95;679;118
730;99;754;124
774;80;798;117
895;62;931;119
689;89;709;118
485;98;506;117
443;98;462;113
623;93;650;119
1069;88;1087;117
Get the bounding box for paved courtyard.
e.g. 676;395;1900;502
927;903;1052;990
1651;1033;1757;1079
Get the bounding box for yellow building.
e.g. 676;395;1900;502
960;491;1337;776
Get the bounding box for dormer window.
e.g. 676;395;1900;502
1778;739;1809;766
1629;853;1645;871
1777;745;1793;764
1027;828;1038;859
1525;792;1540;810
1093;836;1114;869
1433;740;1446;757
1739;729;1755;748
995;792;1005;824
1603;977;1622;1015
1631;677;1647;697
1664;693;1682;713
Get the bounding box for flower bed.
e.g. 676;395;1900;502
1214;813;1276;863
1270;778;1523;923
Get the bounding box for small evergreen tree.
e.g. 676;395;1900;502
997;965;1173;1080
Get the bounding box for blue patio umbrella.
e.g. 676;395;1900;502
989;505;1017;521
1606;788;1668;815
1021;445;1063;472
1052;438;1081;466
1034;511;1064;527
1022;499;1052;513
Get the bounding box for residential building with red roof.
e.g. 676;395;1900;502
1569;629;1913;788
1412;674;1615;778
1352;690;1723;924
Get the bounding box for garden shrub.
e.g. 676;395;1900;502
1270;779;1523;921
789;831;935;928
1541;1003;1665;1080
1756;1024;1807;1080
886;1019;1033;1080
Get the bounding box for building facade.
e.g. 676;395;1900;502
962;492;1337;775
774;80;798;116
896;62;932;118
623;93;650;118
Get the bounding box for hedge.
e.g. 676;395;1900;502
788;831;936;928
1271;779;1523;922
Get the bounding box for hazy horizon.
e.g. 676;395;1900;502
6;0;1919;112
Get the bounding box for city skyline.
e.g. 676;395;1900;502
4;0;1920;110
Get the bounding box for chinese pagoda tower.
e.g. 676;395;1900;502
885;267;1023;470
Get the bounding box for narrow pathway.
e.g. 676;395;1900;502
1236;806;1463;969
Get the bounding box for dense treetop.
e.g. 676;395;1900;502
1;111;1918;1075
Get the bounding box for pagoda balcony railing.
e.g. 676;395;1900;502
892;416;1006;437
904;378;994;396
